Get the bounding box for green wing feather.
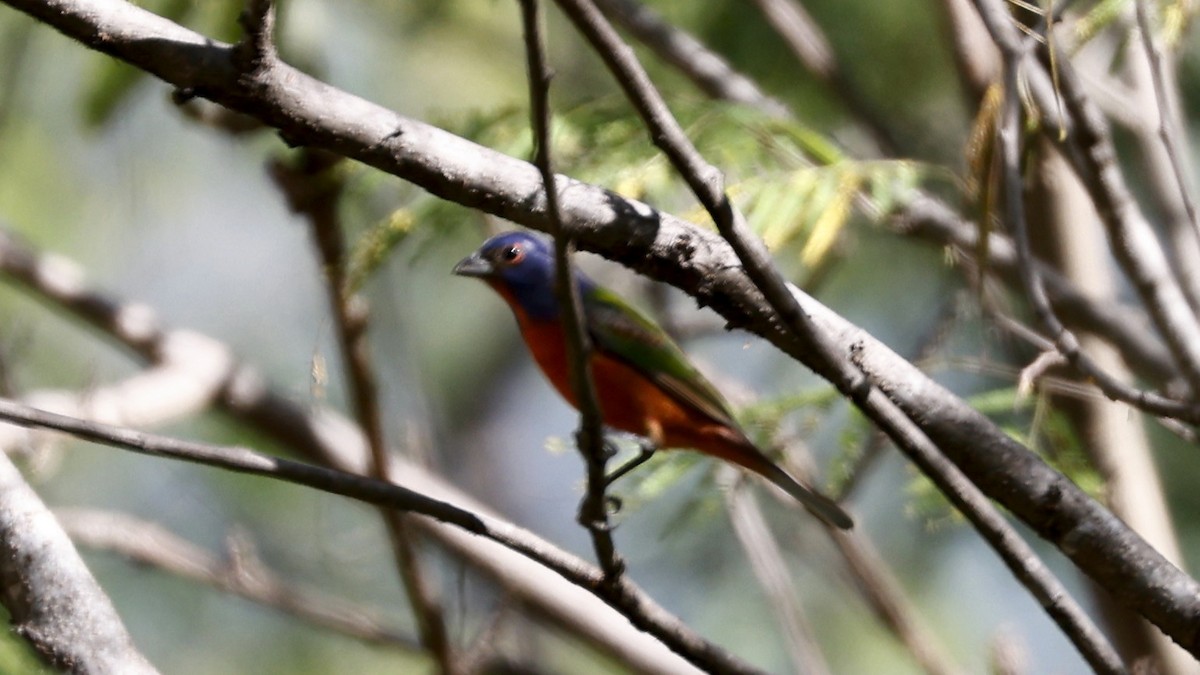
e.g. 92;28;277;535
582;286;740;429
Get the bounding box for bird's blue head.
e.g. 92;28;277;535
453;231;590;320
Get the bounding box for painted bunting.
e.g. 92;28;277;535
453;231;853;529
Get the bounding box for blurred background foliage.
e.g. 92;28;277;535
0;0;1197;673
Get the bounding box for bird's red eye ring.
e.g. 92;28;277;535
500;244;525;264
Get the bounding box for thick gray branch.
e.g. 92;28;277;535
0;451;158;674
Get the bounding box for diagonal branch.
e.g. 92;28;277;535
0;395;763;674
724;475;830;675
963;3;1200;423
1015;13;1200;395
741;0;899;153
0;449;159;673
593;0;791;118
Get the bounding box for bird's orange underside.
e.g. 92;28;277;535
509;305;775;477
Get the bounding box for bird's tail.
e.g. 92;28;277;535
754;460;854;530
707;432;854;530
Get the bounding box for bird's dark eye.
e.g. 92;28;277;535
499;244;525;264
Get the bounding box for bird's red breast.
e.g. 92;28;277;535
504;298;775;477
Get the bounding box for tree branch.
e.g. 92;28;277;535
0;396;764;674
1011;8;1200;395
1131;0;1200;251
593;0;791;118
723;474;830;675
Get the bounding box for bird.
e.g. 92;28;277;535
453;231;853;530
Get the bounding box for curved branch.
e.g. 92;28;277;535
0;397;763;675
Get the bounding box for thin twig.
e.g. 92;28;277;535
271;149;456;671
0;395;763;674
518;0;625;583
843;351;1127;675
1132;0;1200;248
827;530;960;675
57;508;422;650
895;195;1179;388
1014;15;1200;396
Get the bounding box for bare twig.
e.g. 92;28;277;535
271;149;456;671
1132;0;1200;248
518;0;625;583
827;530;960;675
769;431;961;675
1016;21;1200;396
1026;134;1189;673
852;350;1127;674
0;395;763;674
894;195;1178;388
1017;350;1068;398
967;2;1200;419
57;508;421;650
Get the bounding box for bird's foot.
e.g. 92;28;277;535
602;441;658;490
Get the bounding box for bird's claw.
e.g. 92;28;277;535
602;443;658;489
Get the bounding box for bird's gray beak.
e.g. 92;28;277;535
452;252;494;278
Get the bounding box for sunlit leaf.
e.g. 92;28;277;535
800;170;861;268
1073;0;1130;46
